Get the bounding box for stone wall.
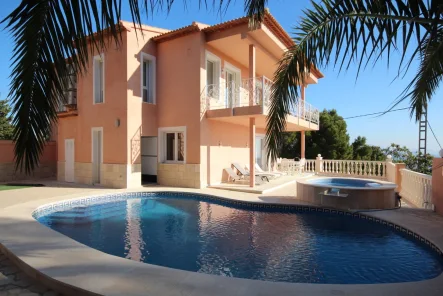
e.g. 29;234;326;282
0;141;56;183
0;162;56;183
157;163;201;188
58;161;141;188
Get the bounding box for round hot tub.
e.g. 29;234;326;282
297;177;397;210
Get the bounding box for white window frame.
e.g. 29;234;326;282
205;50;221;99
140;52;156;104
93;54;105;104
158;126;186;164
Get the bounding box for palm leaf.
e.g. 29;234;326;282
266;0;443;162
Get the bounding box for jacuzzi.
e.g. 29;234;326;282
297;177;397;210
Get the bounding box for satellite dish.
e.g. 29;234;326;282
439;149;443;158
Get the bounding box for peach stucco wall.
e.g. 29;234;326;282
126;28;161;166
0;140;56;164
157;32;204;164
432;158;443;216
200;118;266;186
0;140;56;182
58;35;128;165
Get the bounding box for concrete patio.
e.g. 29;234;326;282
0;180;442;295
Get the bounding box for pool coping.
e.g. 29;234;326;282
297;176;397;190
1;187;443;296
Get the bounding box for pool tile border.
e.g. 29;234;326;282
32;191;443;257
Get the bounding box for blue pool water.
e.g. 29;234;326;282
36;193;443;284
307;178;383;188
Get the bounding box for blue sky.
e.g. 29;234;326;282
0;0;442;155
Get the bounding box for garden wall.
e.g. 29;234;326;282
0;140;56;182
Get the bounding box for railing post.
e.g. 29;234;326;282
315;154;323;174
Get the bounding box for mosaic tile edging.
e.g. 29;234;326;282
32;191;443;257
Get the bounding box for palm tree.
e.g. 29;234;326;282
1;0;266;173
3;0;442;171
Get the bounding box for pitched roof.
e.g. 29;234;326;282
150;11;323;79
152;10;293;48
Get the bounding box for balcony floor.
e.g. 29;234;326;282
205;107;319;131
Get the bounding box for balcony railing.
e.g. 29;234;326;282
201;76;319;125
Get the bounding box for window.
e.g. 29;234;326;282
205;51;220;97
93;54;104;104
141;53;156;104
207;60;215;85
159;127;186;163
165;132;184;162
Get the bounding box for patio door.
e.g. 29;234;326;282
92;128;103;184
255;135;268;171
225;70;236;107
65;139;74;182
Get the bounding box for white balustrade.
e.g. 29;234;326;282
201;76;320;125
304;159;316;173
312;159;388;179
400;169;433;209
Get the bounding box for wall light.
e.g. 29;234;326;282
115;118;120;127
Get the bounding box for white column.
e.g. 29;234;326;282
249;44;256;106
315;154;323;174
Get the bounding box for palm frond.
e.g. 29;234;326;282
3;0;266;173
401;26;443;120
266;0;443;162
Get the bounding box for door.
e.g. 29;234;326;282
65;139;74;182
92;129;103;184
225;70;236;107
141;136;158;183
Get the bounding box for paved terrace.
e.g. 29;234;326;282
0;180;442;295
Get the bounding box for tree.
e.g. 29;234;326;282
383;143;433;174
352;136;372;160
2;0;266;173
370;146;386;161
280;109;353;160
266;0;443;162
350;137;385;161
0;100;14;140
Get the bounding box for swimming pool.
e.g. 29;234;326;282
307;178;383;188
36;193;442;284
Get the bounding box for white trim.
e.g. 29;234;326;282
205;50;221;99
158;126;187;164
224;62;241;76
224;62;242;107
64;139;75;183
91;127;103;185
93;54;105;104
140;52;156;104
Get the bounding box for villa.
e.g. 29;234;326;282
56;11;323;189
3;5;443;295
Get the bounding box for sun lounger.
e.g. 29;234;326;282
224;167;265;185
232;162;270;182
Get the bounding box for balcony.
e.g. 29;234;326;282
57;66;78;118
200;76;319;131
